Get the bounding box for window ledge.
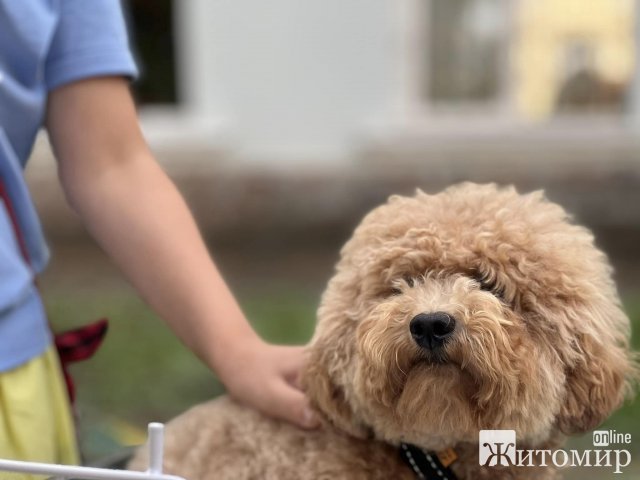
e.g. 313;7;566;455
137;107;230;151
363;113;640;148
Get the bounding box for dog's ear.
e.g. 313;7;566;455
554;298;636;435
303;322;370;439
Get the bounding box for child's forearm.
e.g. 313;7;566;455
46;78;255;373
67;151;260;371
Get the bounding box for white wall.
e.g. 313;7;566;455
176;0;396;165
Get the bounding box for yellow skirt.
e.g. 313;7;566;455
0;346;79;479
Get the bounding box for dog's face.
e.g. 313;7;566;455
305;183;635;450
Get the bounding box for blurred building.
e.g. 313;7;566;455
117;0;639;158
28;0;640;241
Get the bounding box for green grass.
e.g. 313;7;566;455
564;299;640;479
606;298;640;437
44;289;640;470
44;284;319;461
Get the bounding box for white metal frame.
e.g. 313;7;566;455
0;423;186;480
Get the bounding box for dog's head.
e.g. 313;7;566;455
305;183;635;450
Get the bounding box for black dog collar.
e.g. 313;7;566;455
400;443;458;480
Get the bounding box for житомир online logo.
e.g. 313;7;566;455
479;429;632;474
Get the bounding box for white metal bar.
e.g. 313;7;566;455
0;422;186;480
148;423;164;475
0;459;185;480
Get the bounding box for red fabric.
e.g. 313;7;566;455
0;177;108;404
55;318;109;403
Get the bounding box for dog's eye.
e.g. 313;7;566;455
378;286;402;298
403;275;415;287
384;275;415;297
472;273;503;298
477;279;495;292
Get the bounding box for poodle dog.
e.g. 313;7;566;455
129;183;635;479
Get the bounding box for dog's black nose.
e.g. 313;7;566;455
409;312;456;350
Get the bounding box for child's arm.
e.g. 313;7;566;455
45;77;318;429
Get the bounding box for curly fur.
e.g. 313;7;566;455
129;183;636;479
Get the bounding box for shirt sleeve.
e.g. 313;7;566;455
44;0;139;91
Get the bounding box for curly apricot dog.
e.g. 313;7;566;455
129;183;636;479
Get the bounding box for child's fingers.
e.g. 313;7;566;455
268;380;319;430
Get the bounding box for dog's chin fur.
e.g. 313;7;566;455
129;183;637;480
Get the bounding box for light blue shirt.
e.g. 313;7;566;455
0;0;137;370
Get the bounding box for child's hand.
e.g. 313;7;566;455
217;338;320;429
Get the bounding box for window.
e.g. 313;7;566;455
126;0;178;105
427;0;508;105
408;0;636;122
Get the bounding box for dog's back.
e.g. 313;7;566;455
128;396;413;480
